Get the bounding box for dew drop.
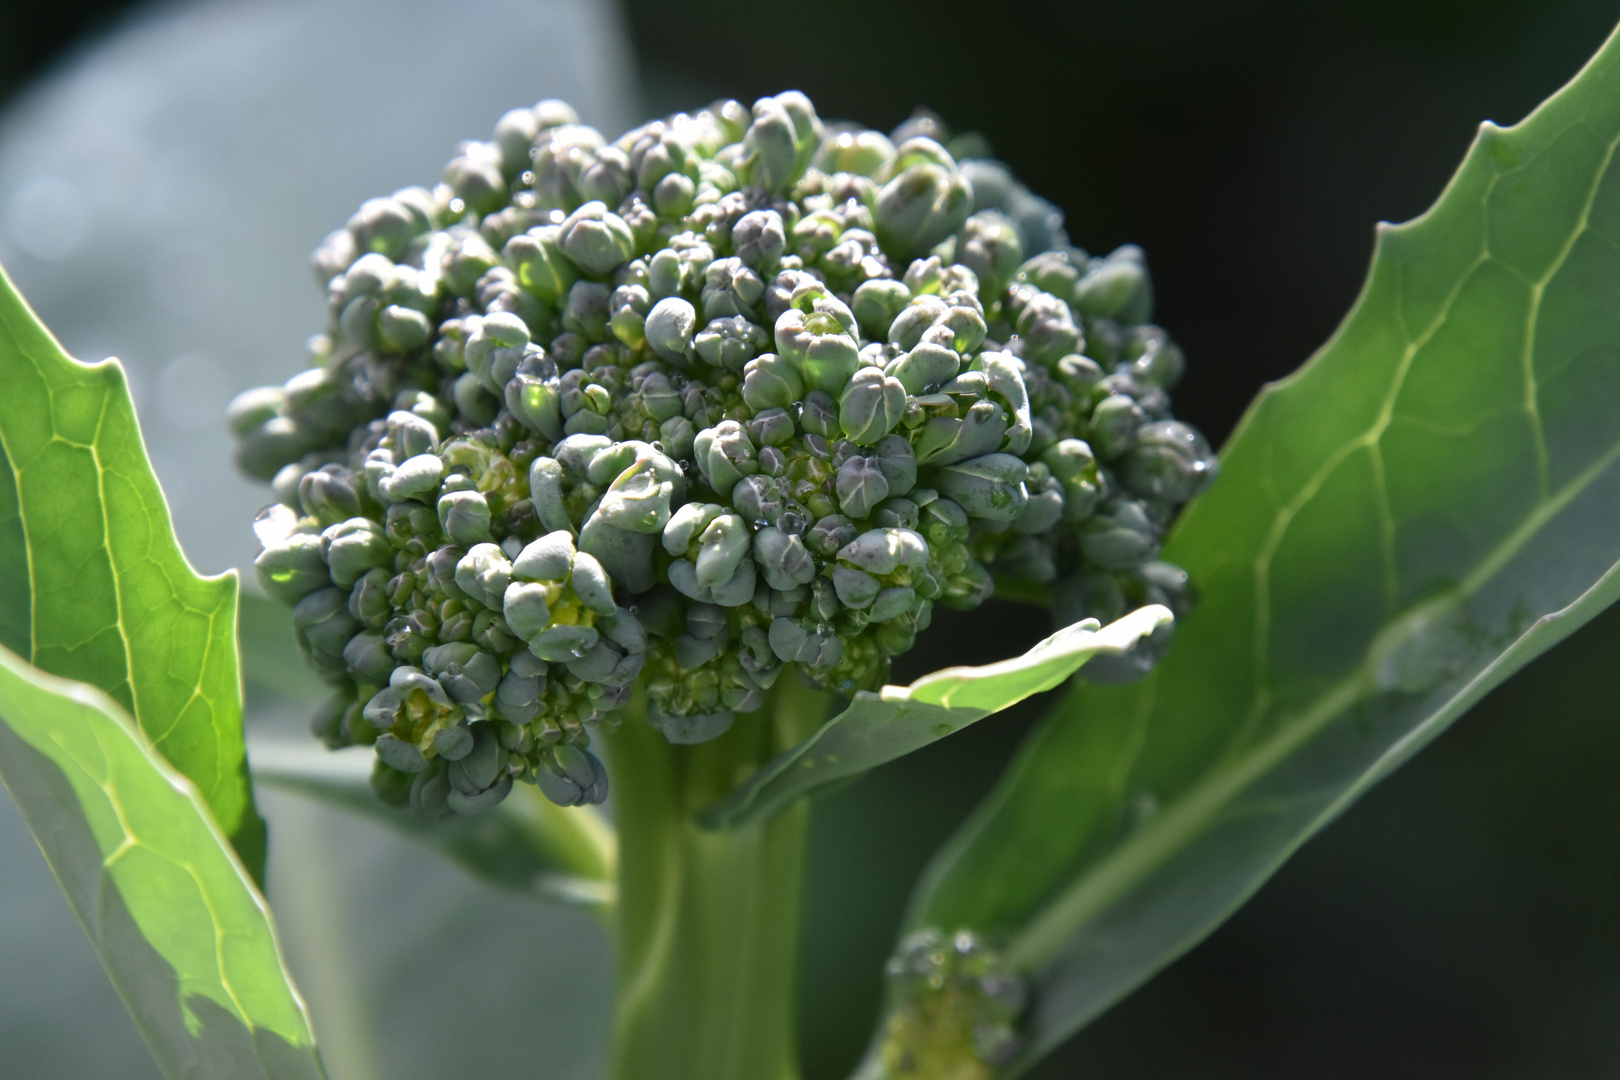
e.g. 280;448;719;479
252;503;298;547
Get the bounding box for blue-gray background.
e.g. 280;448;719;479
1;1;1618;1077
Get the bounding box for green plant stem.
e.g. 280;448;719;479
605;677;830;1080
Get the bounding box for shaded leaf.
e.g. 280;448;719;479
0;263;263;873
250;739;617;910
0;642;324;1079
900;21;1620;1073
701;606;1172;829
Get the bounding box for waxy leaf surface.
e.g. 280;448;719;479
902;22;1620;1073
703;606;1172;829
0;643;324;1079
0;264;263;872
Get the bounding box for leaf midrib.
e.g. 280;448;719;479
87;382;145;727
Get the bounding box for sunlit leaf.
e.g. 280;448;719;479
0;642;324;1079
702;606;1171;829
898;21;1620;1074
0;263;263;873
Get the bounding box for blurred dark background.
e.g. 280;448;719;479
0;3;138;106
7;1;1620;1077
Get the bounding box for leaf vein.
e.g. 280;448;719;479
1011;424;1620;970
1516;116;1620;501
1246;211;1497;753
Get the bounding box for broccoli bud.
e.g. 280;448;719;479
876;928;1027;1076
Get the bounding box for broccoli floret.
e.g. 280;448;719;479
232;93;1217;815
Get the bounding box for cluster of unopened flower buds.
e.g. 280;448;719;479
231;90;1217;816
874;928;1027;1076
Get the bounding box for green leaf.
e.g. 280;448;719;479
250;739;617;910
901;21;1620;1072
0;262;264;874
700;606;1171;829
0;642;324;1078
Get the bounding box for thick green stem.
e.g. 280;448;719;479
605;677;829;1080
